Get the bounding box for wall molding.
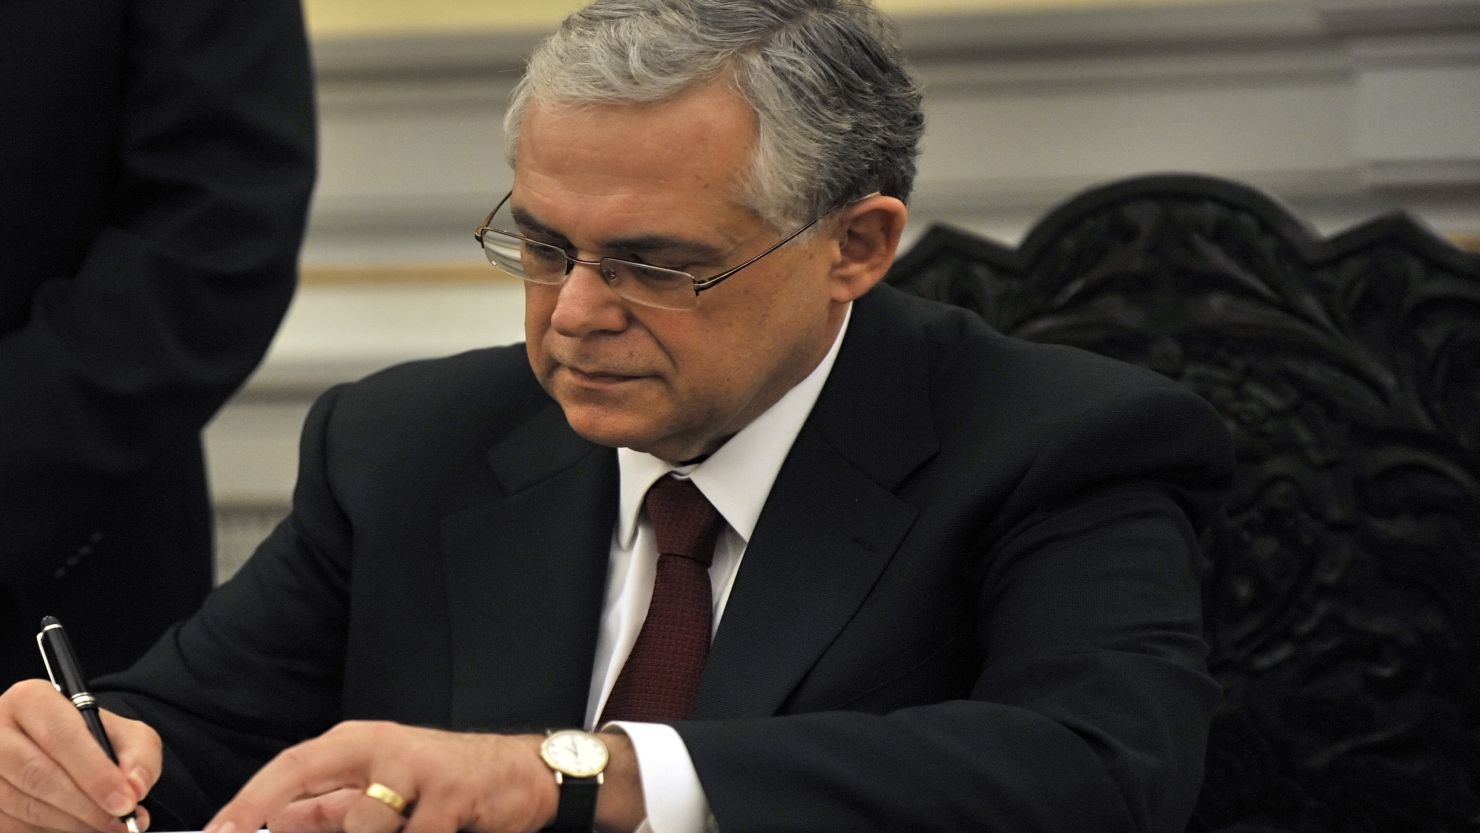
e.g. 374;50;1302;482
1314;0;1480;34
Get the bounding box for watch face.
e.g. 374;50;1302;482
541;730;610;778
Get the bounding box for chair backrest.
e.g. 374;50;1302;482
886;174;1480;832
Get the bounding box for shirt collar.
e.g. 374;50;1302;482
616;303;853;546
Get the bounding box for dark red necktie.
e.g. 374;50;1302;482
600;475;723;723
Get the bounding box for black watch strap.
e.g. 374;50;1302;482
548;773;601;832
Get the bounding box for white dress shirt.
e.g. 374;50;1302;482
582;305;853;833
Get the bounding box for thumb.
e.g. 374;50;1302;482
100;709;163;801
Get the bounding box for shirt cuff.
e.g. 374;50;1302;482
603;721;715;833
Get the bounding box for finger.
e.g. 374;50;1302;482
341;789;406;833
207;723;387;833
0;784;147;833
0;810;57;833
269;788;362;833
0;686;125;832
400;803;460;833
0;771;95;833
0;800;141;833
8;685;138;817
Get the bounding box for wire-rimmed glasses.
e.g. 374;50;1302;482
473;191;829;311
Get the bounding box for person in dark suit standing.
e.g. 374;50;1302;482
0;2;1230;832
0;0;316;685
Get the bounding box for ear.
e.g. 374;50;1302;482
826;195;909;303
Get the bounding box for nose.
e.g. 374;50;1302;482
548;260;629;337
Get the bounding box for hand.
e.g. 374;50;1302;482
0;679;160;833
205;721;643;833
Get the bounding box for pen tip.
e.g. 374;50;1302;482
126;818;141;833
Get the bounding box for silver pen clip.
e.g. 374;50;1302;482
35;624;62;693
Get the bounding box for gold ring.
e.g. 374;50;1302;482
364;782;408;815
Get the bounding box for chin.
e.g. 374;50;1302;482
561;409;707;461
560;407;658;451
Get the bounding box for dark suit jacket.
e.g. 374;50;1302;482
101;285;1233;833
0;0;315;683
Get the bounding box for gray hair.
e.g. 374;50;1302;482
503;0;924;230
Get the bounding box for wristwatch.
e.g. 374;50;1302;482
539;729;609;832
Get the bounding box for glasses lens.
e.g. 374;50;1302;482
481;230;566;285
604;260;699;310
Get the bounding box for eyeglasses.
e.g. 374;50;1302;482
473;191;827;311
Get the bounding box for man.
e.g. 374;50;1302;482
0;0;316;683
0;2;1232;832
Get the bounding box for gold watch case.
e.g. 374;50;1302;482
539;729;610;779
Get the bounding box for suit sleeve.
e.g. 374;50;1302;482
676;382;1233;833
0;0;315;579
97;385;354;829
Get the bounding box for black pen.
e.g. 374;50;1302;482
36;616;142;833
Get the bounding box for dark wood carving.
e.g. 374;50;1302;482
886;175;1480;832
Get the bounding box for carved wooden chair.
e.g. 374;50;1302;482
886;174;1480;832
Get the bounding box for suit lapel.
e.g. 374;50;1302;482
443;401;618;730
692;287;940;718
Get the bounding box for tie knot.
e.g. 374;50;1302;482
645;476;722;566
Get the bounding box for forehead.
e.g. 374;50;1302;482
511;81;762;243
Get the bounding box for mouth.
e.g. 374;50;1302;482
561;364;645;387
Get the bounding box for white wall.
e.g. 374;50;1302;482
207;0;1480;578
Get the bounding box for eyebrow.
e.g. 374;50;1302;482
510;204;729;264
